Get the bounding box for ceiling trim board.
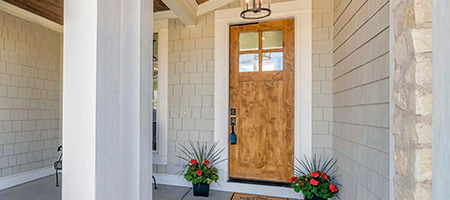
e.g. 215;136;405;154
154;10;178;21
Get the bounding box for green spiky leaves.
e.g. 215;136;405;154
290;155;340;199
177;141;227;184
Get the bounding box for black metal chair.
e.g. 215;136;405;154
153;175;158;189
52;144;157;189
54;145;62;187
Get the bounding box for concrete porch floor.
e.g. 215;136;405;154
0;175;235;200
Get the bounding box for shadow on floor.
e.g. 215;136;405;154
0;175;232;200
153;184;233;200
0;175;62;200
0;175;298;200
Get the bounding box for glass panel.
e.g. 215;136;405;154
262;30;283;50
153;33;158;60
239;53;259;72
262;52;283;71
152;33;158;151
239;32;259;51
153;32;159;101
153;72;158;100
152;102;158;151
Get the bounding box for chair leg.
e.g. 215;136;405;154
56;170;59;187
152;175;157;189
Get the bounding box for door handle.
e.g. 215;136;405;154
230;109;237;145
230;125;237;145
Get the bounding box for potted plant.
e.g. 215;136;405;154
290;155;339;200
178;141;226;197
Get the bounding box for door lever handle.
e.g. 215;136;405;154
230;125;237;145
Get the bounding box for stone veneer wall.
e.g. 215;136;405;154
0;11;62;178
392;0;432;199
332;0;391;199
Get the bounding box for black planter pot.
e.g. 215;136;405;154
304;196;327;200
192;183;210;197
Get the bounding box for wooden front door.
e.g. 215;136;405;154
229;19;295;183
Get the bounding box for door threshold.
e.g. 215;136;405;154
227;178;291;188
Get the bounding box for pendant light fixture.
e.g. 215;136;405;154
241;0;271;19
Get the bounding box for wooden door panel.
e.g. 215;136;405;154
230;19;294;183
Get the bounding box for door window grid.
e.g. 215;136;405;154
238;30;284;72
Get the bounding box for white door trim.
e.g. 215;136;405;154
214;0;312;186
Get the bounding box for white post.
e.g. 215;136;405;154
432;0;450;199
63;0;153;199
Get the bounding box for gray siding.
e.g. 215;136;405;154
0;11;62;178
332;0;390;199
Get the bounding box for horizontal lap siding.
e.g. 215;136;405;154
332;0;390;199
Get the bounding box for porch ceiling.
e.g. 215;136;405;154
3;0;64;25
2;0;212;25
196;0;210;4
155;0;170;12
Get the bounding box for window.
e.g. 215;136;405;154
152;19;169;165
237;29;284;72
153;32;159;152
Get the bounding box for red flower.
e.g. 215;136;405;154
190;159;197;164
310;179;319;186
196;170;202;176
209;166;215;171
321;172;329;180
329;184;338;192
203;160;210;165
310;172;320;178
299;180;304;186
290;177;298;182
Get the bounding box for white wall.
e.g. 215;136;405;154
432;0;450;198
63;0;97;197
63;0;153;199
332;0;390;199
0;10;62;179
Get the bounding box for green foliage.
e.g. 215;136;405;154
184;163;219;184
294;155;337;177
178;141;226;184
290;155;340;199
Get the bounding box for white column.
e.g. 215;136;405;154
433;0;450;199
62;0;153;199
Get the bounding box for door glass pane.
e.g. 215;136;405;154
152;102;158;151
153;33;159;101
262;52;283;71
239;32;259;51
239;53;259;72
262;30;283;50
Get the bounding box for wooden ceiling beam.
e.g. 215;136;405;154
161;0;197;26
197;0;236;16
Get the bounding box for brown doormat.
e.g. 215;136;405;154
230;193;292;200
